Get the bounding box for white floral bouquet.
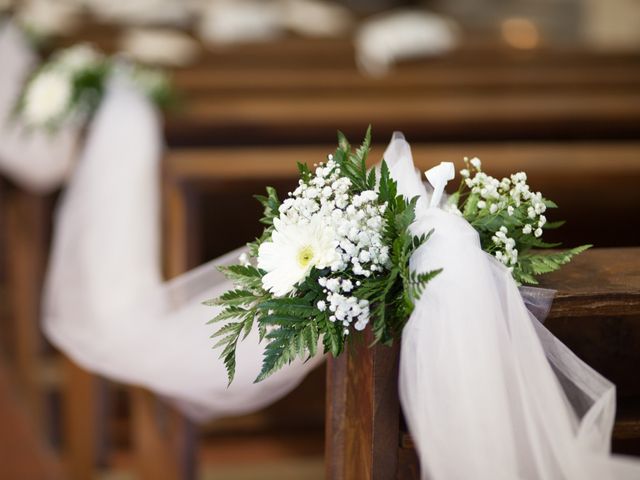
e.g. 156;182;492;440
14;43;174;131
209;130;588;383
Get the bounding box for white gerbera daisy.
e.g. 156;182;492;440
22;69;72;126
258;216;338;296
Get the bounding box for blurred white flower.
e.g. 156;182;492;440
55;44;102;73
258;216;338;297
22;70;72;126
238;252;251;266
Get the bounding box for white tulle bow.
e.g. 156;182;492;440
424;161;455;208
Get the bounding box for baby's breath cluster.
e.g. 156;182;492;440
492;226;518;268
459;157;551;268
279;156;389;278
452;156;590;284
318;277;370;333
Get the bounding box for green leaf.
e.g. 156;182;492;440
254;186;281;226
337;130;350;151
515;245;591;284
297;162;312;182
209;289;257;307
543;220;565;230
447;191;460;208
463;193;479;217
367;168;377;190
258;298;319;316
218;265;263;290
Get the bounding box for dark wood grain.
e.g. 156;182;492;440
0;359;64;480
4;188;47;430
542;248;640;318
336;328;400;480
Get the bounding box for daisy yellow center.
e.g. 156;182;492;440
296;245;315;269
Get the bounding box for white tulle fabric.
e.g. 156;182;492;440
384;133;640;479
42;80;323;422
0;21;78;193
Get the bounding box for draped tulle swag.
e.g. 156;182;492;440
41;80;323;421
385;133;640;479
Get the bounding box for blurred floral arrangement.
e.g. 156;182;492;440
14;43;174;131
208;130;588;383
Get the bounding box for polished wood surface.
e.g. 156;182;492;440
62;357;100;480
0;359;64;480
544;248;640;318
165;142;640;180
4;188;48;430
326;247;640;479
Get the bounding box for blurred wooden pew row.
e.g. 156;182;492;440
174;66;640;96
325;247;640;479
60;22;640;71
52;25;640;146
166;53;640;144
165;141;640;183
164;141;640;251
166;93;640;146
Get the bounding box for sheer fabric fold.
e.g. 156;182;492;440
42;81;323;422
385;133;640;479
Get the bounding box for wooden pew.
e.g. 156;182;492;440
165;141;640;255
161;141;640;478
325;247;640;479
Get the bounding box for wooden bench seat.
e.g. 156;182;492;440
165;141;640;258
325;247;640;479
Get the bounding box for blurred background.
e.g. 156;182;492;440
0;0;639;478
